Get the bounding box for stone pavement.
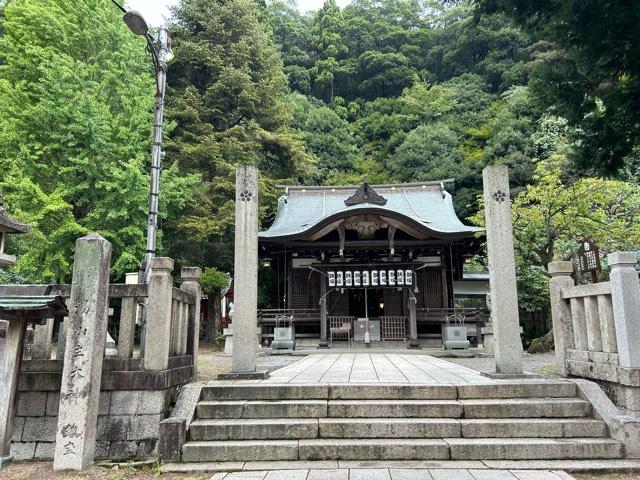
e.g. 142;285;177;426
250;354;496;384
208;468;576;479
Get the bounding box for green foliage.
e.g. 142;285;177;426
476;0;640;172
164;0;313;271
200;267;229;294
0;0;197;282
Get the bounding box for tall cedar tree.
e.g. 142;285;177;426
164;0;312;270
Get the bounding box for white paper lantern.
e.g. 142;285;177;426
379;270;387;285
337;271;344;287
345;271;353;287
405;270;413;286
354;270;361;286
362;270;370;286
396;269;404;286
388;270;396;286
328;271;336;287
371;270;379;286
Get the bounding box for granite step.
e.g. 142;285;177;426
317;418;461;438
189;418;319;440
196;400;328;419
447;438;624;460
327;400;463;418
180;437;624;462
460;398;592;418
459;418;608;438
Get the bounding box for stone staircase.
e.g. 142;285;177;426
181;382;625;462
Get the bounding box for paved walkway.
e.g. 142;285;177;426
209;468;575;479
259;353;495;384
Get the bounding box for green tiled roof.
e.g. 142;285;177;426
259;182;483;241
0;295;68;322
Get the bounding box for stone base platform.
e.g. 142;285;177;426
481;371;541;380
217;370;270;380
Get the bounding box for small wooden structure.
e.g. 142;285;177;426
0;193;30;268
258;182;484;348
577;239;601;283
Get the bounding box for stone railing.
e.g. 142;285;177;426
0;255;202;462
549;252;640;411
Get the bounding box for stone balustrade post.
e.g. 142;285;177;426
609;252;640;368
144;257;174;371
181;267;202;373
117;272;138;358
53;234;112;471
548;261;575;376
31;318;54;359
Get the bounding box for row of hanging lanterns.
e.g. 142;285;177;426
327;269;414;288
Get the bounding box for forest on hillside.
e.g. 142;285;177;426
0;0;639;327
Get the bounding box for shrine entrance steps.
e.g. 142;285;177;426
180;382;624;462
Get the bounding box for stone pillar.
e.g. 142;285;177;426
548;261;575;376
319;276;328;348
181;267;202;373
31;318;54;359
0;320;27;468
231;165;260;374
144;257;174;371
609;252;640;368
482;165;523;375
117;272;138;358
53;234;112;471
408;296;419;349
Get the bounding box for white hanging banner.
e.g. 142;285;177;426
379;270;387;286
354;270;361;286
336;271;344;287
388;270;396;286
328;271;336;287
362;270;370;286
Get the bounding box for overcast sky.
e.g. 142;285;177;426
126;0;350;26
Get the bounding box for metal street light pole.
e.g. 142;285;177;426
112;1;173;356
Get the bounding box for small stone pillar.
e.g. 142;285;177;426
117;272;138;358
181;267;202;374
482;165;523;375
144;257;174;371
408;296;419;349
53;234;112;471
548;261;575;376
0;320;26;468
224;165;266;378
31;318;54;359
609;252;640;368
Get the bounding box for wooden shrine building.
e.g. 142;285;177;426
258;182;484;348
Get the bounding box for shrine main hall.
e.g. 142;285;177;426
257;181;486;348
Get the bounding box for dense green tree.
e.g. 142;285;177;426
0;0;197;282
165;0;312;271
476;0;640;172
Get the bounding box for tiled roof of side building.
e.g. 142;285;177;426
259;182;484;240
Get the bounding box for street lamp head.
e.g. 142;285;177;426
123;10;149;36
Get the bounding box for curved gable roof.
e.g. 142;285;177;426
259;182;483;242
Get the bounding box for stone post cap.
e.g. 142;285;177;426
482;163;508;174
608;251;639;267
181;266;202;281
548;261;574;276
78;232;111;245
151;257;174;272
125;272;139;284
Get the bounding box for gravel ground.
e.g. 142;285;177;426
447;351;561;377
196;344;302;381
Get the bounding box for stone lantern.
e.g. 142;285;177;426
0;192;29;267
